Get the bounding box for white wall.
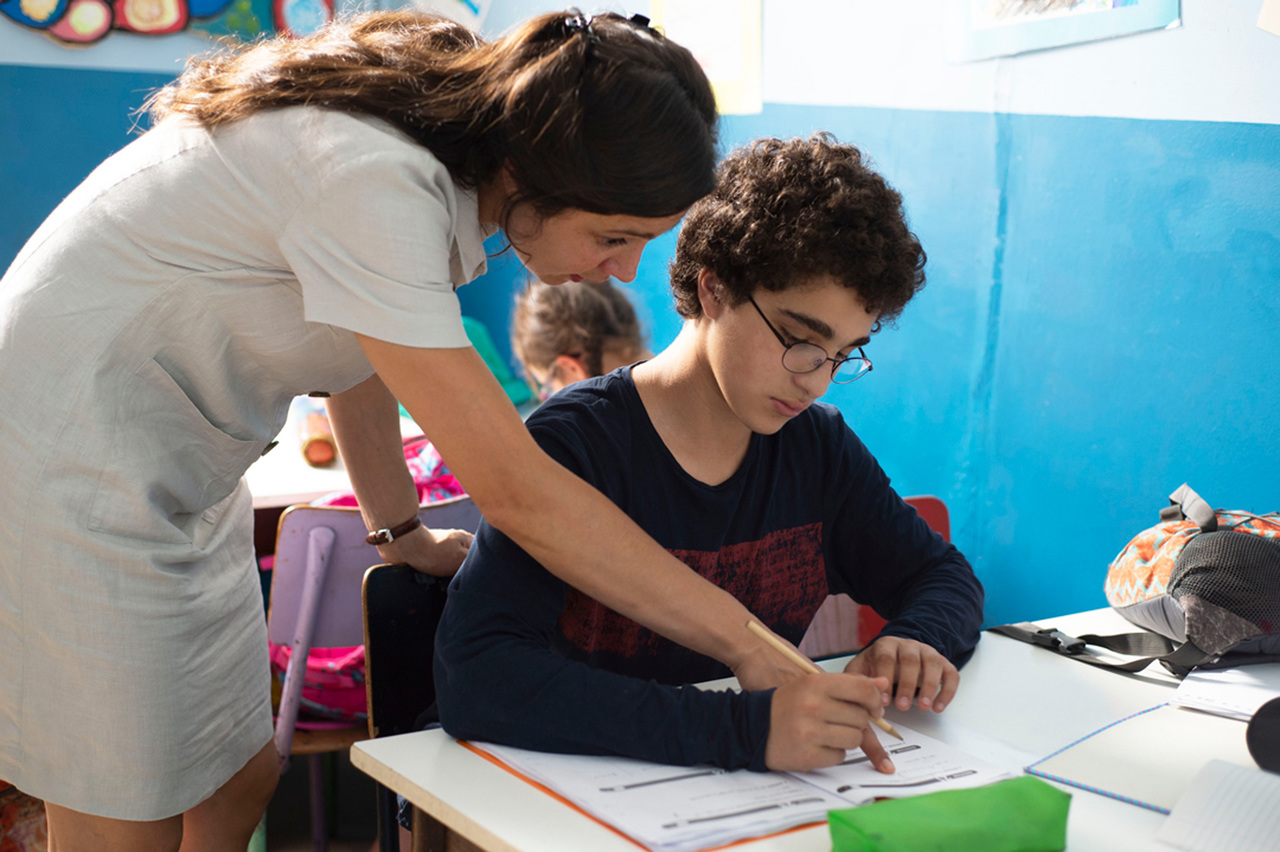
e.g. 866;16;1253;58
763;0;1280;125
6;0;1278;126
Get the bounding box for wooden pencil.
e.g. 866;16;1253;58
745;620;904;740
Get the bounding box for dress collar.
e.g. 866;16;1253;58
450;186;499;288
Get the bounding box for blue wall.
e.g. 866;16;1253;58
2;64;170;262
4;65;1278;627
711;105;1280;625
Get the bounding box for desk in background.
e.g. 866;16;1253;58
351;608;1218;852
245;398;425;555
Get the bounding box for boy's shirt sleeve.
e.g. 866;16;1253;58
432;393;774;770
819;409;985;664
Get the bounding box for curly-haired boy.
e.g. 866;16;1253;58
434;135;984;773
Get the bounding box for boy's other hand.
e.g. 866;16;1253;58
378;525;474;577
763;674;895;773
843;637;959;713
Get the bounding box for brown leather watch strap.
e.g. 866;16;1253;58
365;515;422;546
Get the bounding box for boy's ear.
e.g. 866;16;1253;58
697;268;726;318
553;353;592;385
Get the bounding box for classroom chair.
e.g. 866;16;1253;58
361;498;483;852
362;564;451;852
269;496;481;852
798;495;952;658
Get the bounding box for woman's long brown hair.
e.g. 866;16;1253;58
147;10;719;223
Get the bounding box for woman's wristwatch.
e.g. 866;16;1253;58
365;515;422;546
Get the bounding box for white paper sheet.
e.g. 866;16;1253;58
1156;760;1280;852
473;723;1011;852
1171;665;1280;721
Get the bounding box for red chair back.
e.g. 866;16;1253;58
855;495;951;647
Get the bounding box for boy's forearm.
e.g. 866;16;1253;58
437;602;772;768
877;558;985;664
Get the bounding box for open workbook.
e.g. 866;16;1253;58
469;722;1012;852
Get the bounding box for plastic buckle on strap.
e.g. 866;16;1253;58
1031;628;1086;655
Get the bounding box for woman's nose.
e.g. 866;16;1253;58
600;245;644;283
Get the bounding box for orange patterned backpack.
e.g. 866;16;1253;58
1102;483;1280;671
992;484;1280;677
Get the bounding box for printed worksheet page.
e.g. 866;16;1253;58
472;723;1011;852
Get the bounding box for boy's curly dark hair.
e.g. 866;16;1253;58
669;134;925;326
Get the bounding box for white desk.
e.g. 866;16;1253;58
245;399;425;510
351;609;1218;852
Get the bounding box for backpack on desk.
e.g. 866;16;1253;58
993;484;1280;677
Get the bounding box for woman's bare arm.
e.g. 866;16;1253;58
352;335;803;688
325;375;472;576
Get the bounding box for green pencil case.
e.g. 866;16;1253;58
828;775;1071;852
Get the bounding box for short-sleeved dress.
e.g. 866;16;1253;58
0;107;491;819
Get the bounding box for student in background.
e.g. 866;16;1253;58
514;278;652;399
317;277;650;512
434;135;985;774
0;11;801;850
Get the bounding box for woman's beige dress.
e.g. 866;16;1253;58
0;107;491;819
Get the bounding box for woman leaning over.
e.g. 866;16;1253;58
0;10;805;850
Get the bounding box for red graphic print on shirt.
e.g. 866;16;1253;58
559;523;828;659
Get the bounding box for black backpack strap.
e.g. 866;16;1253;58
987;622;1215;677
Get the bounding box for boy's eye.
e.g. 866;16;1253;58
603;237;628;247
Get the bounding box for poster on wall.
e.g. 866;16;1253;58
1260;0;1280;37
946;0;1181;62
0;0;338;47
649;0;762;115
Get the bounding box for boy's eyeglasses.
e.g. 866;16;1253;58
747;296;872;384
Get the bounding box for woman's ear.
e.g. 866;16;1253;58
479;162;521;227
697;268;725;319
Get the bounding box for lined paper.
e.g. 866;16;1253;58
1156;760;1280;852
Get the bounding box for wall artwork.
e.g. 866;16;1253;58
947;0;1181;62
0;0;332;45
649;0;762;115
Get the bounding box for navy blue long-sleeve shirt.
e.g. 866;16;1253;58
434;367;983;770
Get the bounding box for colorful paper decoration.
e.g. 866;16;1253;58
271;0;328;38
113;0;187;34
1;0;70;29
46;0;111;41
2;0;327;46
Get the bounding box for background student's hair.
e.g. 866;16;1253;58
668;133;926;326
147;10;719;229
513;279;647;381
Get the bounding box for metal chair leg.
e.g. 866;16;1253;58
376;783;401;852
308;753;328;852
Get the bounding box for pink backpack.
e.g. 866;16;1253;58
268;642;367;724
266;435;466;724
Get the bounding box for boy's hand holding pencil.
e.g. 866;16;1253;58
747;621;902;774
